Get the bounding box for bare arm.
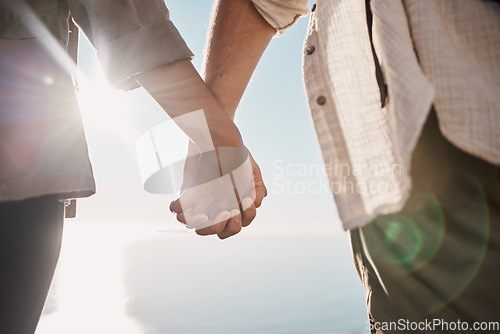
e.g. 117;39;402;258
203;0;275;118
170;0;274;238
136;59;242;150
165;0;276;238
138;60;260;237
167;0;273;238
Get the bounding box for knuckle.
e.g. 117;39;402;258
197;222;225;236
231;224;242;234
242;215;255;227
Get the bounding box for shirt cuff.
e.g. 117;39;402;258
97;19;194;90
250;0;310;35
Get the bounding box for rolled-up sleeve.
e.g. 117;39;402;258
68;0;193;90
250;0;310;35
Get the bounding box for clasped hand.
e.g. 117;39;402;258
170;144;266;239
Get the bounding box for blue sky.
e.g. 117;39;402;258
75;0;342;234
36;2;370;333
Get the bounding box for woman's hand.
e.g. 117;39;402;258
171;143;266;239
136;59;266;239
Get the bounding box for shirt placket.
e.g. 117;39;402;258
303;5;330;123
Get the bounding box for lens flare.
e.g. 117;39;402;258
42;75;54;85
426;179;490;313
365;193;445;273
363;178;490;315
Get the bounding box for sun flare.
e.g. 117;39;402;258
76;70;137;144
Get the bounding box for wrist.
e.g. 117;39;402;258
137;60;243;150
205;113;243;149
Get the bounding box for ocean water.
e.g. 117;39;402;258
36;221;368;334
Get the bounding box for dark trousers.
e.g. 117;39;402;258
351;111;500;333
0;195;64;334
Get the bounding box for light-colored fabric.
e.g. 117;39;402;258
250;0;310;35
401;0;500;166
254;0;500;230
350;110;500;327
0;0;193;202
303;0;435;230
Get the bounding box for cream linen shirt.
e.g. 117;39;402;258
251;0;500;229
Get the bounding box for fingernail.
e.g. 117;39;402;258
193;214;209;224
169;201;175;213
242;197;254;210
220;210;231;220
212;211;230;224
185;213;208;227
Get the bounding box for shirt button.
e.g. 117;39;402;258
306;45;316;55
311;3;316;12
316;96;327;105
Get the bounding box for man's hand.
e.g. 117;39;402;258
138;0;274;239
168;0;273;239
170;143;266;239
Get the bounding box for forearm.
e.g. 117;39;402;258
136;59;242;150
203;0;274;118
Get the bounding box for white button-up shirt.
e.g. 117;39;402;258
251;0;500;229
